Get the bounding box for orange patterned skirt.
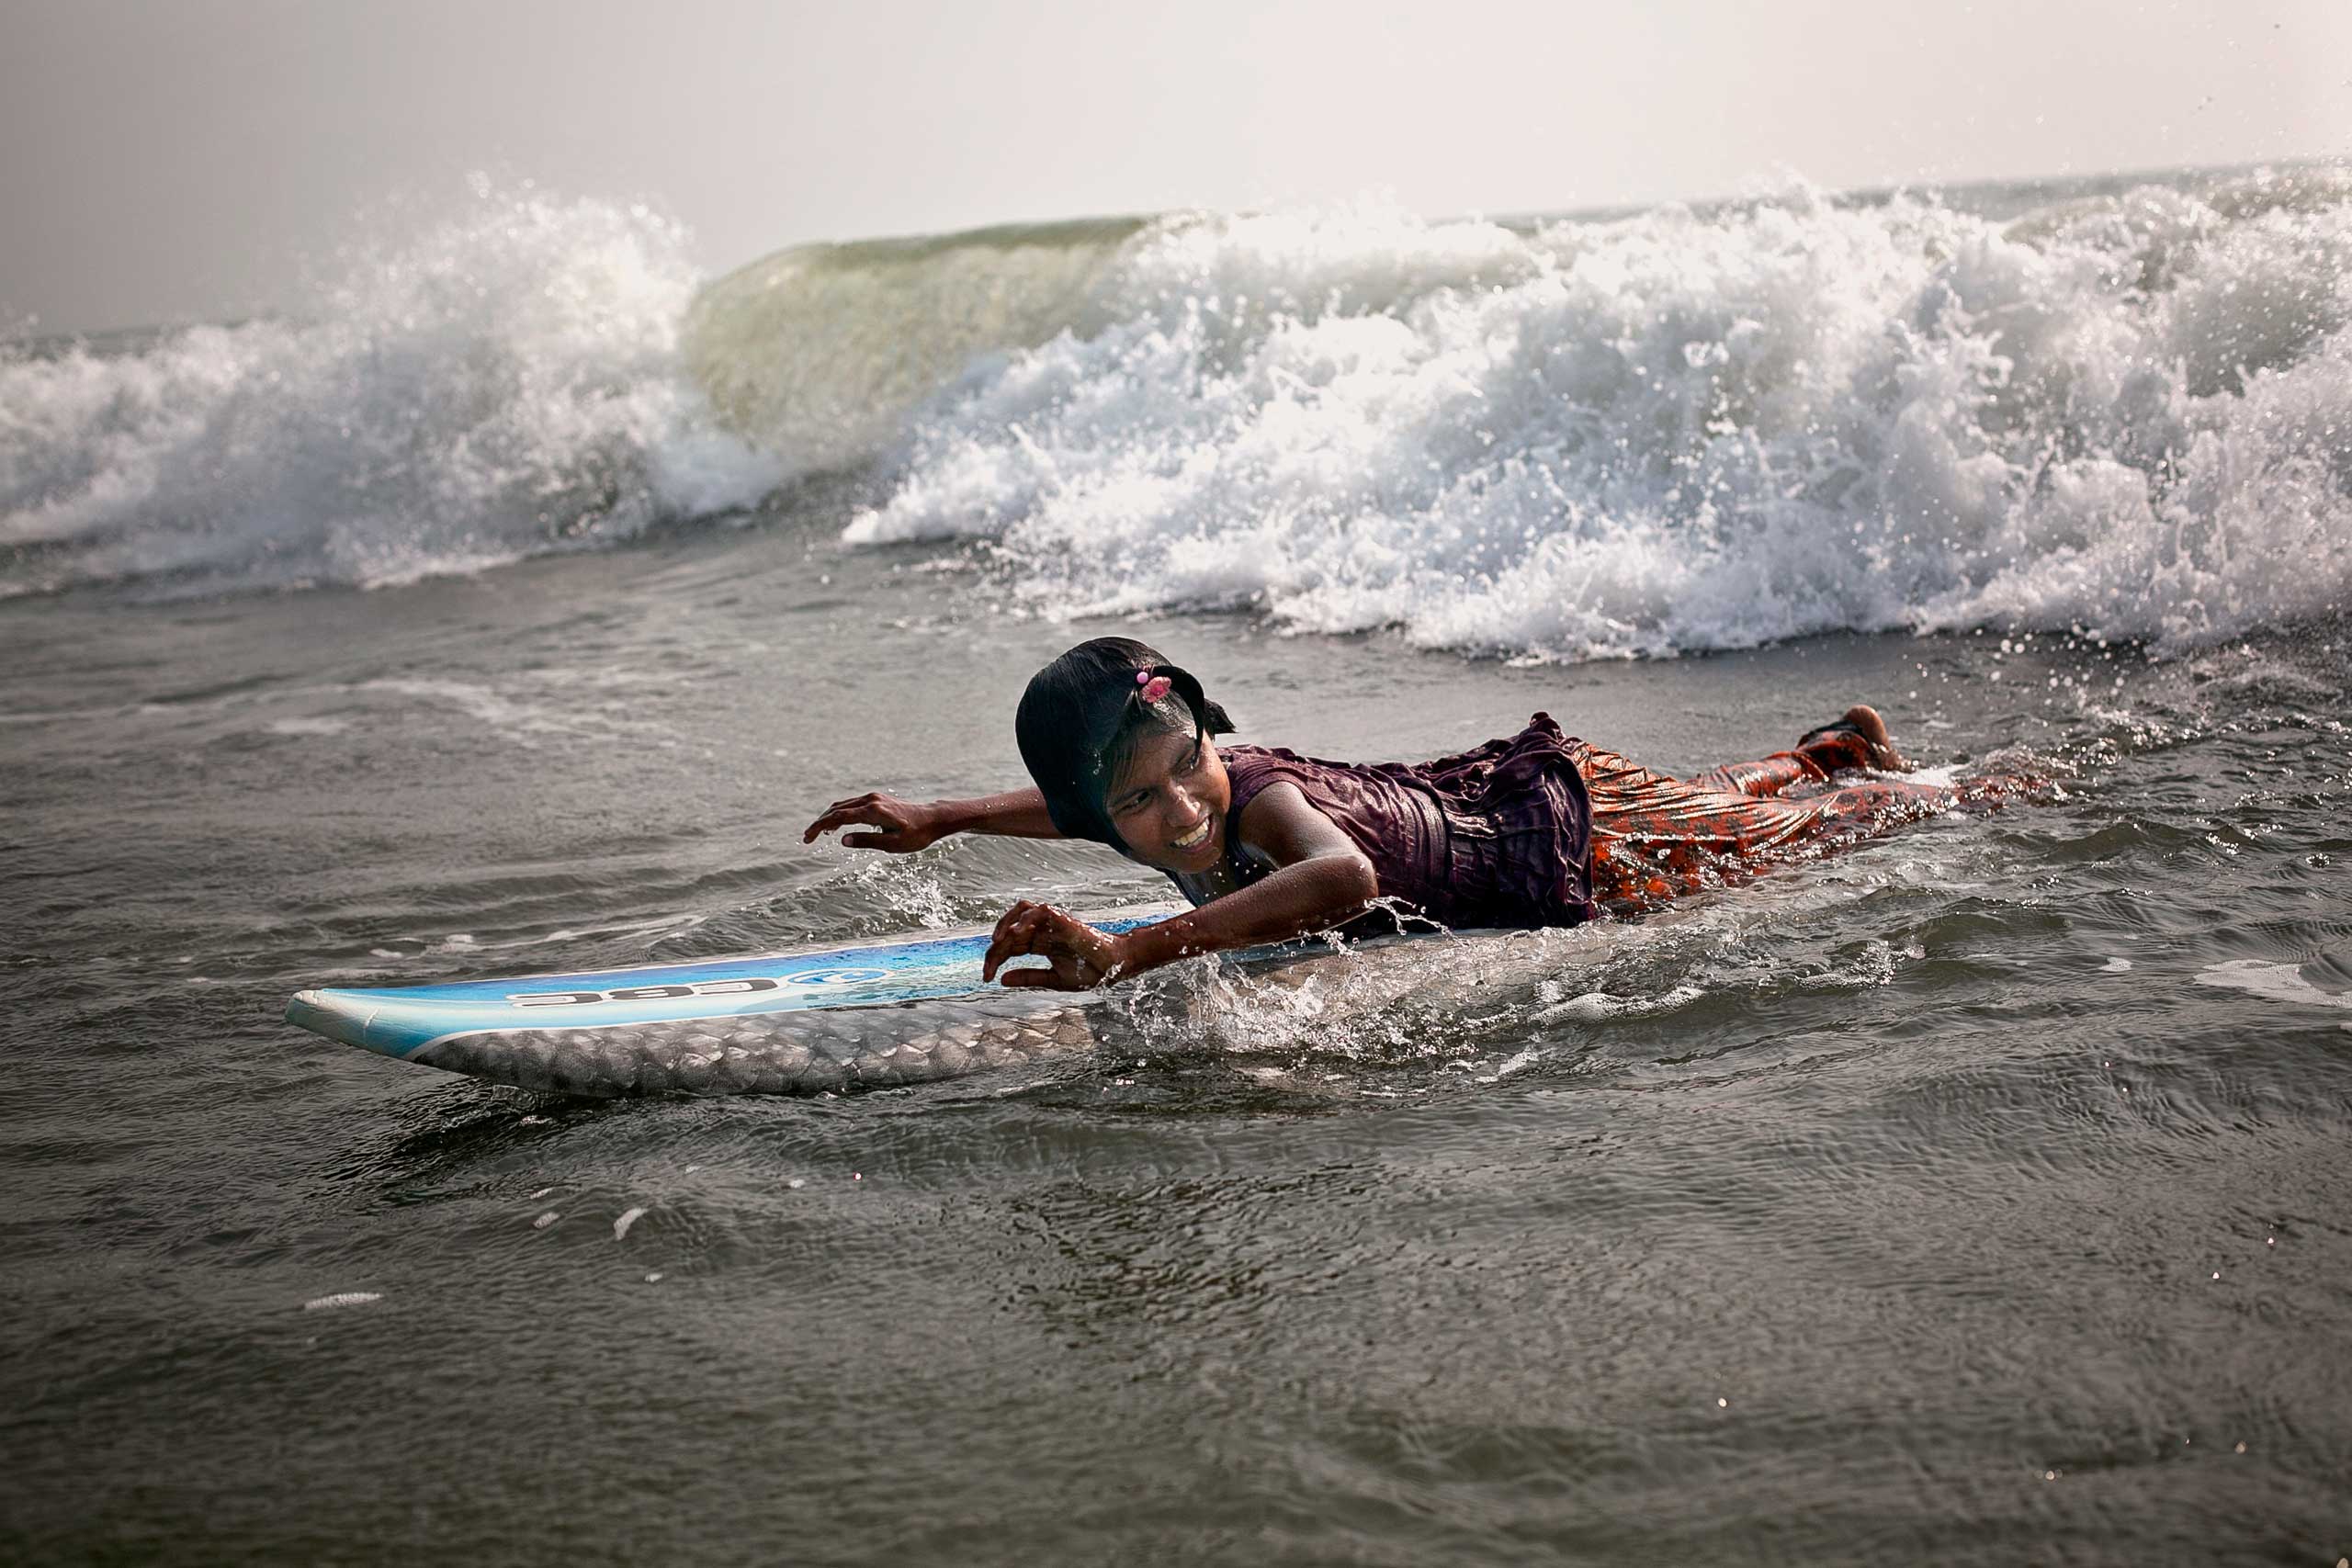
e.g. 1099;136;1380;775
1578;728;1985;915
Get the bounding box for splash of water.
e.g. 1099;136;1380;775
847;171;2352;658
1;184;781;597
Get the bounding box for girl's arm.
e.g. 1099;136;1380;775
1114;858;1378;975
981;783;1380;988
1116;783;1376;973
939;787;1064;839
801;786;1063;851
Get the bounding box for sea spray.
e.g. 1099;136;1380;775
9;167;2346;660
0;184;780;597
847;172;2352;658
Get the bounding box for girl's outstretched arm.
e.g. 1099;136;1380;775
801;786;1063;852
939;787;1065;839
1121;860;1379;976
981;783;1380;989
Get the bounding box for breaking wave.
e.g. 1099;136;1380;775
9;164;2349;660
0;184;780;597
839;166;2352;658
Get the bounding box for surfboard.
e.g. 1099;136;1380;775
284;905;1193;1097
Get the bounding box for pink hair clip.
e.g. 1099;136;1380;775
1136;673;1172;704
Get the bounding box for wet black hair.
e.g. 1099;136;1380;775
1014;637;1237;855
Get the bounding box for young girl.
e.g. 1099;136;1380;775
801;637;2014;990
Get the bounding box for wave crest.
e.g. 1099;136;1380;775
12;165;2346;655
844;171;2352;657
1;186;780;596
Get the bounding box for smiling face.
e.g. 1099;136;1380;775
1103;727;1231;874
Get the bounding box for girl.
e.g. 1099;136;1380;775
801;637;2012;990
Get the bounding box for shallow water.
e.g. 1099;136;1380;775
4;502;2350;1563
6;164;2352;1563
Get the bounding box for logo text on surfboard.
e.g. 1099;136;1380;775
506;967;889;1007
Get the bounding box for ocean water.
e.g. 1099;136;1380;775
3;166;2350;1564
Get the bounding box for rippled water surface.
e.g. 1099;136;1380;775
4;507;2349;1564
9;156;2352;1566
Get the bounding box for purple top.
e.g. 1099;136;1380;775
1183;712;1599;931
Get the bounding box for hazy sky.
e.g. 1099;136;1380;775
5;0;2348;333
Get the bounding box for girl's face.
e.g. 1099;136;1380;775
1104;728;1231;874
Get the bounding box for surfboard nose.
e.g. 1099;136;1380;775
284;988;367;1049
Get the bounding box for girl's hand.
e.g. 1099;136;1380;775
981;900;1127;990
801;793;944;852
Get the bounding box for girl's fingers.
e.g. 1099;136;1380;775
981;903;1038;980
802;794;893;842
1001;952;1090;990
801;806;861;841
1001;956;1097;990
987;907;1101;988
805;799;916;844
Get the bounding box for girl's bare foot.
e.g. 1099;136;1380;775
1839;705;1907;771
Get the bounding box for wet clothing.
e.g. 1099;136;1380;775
1576;728;1962;915
1194;712;1973;929
1216;714;1600;931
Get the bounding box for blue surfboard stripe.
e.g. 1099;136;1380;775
286;909;1178;1060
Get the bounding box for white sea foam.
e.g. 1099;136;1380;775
301;1292;382;1312
13;168;2347;662
1;183;780;597
1534;984;1708;1022
2195;958;2352;1010
849;171;2352;659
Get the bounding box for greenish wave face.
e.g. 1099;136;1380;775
15;164;2347;660
682;164;2352;662
679;215;1151;472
